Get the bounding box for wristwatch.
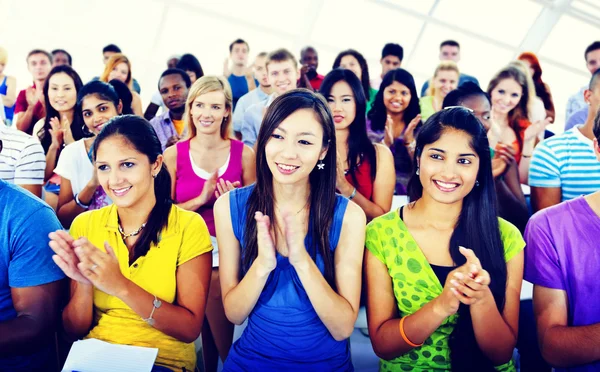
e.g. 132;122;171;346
404;139;416;152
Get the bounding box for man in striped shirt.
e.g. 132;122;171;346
0;124;45;197
529;69;600;213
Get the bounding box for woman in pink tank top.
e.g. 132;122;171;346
164;76;256;372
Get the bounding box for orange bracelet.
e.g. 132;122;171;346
399;316;423;348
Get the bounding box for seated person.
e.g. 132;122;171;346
50;116;212;371
0;123;45;197
149;68;191;151
365;108;524;371
530;70;600;213
0;137;65;371
524;115;600;371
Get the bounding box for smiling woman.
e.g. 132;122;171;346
50;115;213;371
214;88;366;370
364;108;525;371
54;80;127;228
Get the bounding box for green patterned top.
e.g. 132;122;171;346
365;208;525;372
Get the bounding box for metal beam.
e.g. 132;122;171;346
517;0;573;53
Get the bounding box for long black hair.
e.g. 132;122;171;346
332;49;372;103
93;115;172;261
176;54;204;80
368;68;420;131
39;65;85;152
407;108;507;371
242;89;338;285
319;68;377;184
107;79;134;115
77;80;126;136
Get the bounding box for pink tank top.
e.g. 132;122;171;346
175;139;244;236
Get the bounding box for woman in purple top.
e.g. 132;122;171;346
367;68;422;195
164;75;256;372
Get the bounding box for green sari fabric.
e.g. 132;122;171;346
365;209;525;371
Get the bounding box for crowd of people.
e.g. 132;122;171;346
0;37;599;372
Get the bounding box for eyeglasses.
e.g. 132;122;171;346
443;105;474;113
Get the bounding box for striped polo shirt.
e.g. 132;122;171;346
0;125;45;185
529;125;600;201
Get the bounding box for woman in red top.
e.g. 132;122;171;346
487;66;551;184
320;69;395;220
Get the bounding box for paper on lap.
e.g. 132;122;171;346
62;338;158;372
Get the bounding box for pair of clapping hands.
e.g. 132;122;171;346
436;246;493;317
49;231;128;297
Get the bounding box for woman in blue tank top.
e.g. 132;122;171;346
214;89;367;371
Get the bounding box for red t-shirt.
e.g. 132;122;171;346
310;75;325;91
14;84;45;135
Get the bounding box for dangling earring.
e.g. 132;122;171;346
475;180;480;187
317;159;325;170
415;167;420;175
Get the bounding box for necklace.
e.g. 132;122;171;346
275;199;310;216
118;222;147;239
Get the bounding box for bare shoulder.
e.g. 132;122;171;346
343;200;367;229
373;143;393;159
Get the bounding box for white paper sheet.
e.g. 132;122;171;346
62;338;159;372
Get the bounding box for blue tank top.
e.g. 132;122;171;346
0;76;14;122
224;185;353;371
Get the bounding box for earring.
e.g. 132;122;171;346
152;173;157;178
317;159;325;170
475;180;480;187
415;167;420;175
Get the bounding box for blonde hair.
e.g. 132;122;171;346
426;60;460;97
0;47;7;65
185;76;233;140
100;53;132;89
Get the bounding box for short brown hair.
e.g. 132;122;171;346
26;49;51;63
266;49;298;71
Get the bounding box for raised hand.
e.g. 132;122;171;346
449;246;492;306
383;115;395;147
215;178;240;199
165;135;180;149
254;211;277;275
335;151;352;195
49;117;65;149
523;116;552;143
72;238;128;297
404;114;421;145
281;210;308;268
197;172;219;207
49;230;91;284
26;86;41;106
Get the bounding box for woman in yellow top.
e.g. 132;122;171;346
364;107;524;371
49;115;213;371
419;61;459;121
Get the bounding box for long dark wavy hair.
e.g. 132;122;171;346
242;89;338;285
368;68;420;132
39;65;86;153
407;108;508;371
332;49;372;102
319;68;376;184
93;115;173;261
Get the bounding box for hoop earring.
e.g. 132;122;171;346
317;159;325;170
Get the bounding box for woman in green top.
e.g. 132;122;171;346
364;107;524;371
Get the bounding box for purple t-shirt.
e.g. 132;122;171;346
524;196;600;372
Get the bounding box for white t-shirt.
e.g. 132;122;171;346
54;139;113;209
54;139;93;196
